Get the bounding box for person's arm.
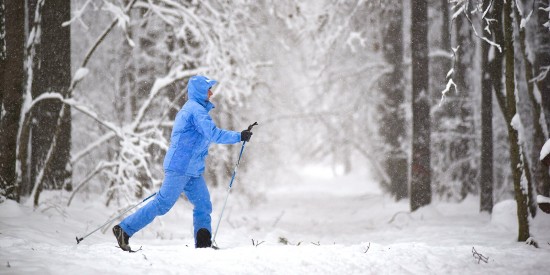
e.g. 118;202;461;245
192;108;241;144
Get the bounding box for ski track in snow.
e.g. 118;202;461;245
1;171;550;274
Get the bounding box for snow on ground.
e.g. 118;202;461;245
1;167;550;274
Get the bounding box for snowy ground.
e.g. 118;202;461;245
1;168;550;274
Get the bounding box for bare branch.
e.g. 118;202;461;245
251;239;265;247
71;132;116;164
440;79;458;106
472;247;489;264
532;66;550;82
131;65;207;131
80;0;138;71
67;162;118;207
363;242;371;253
61;0;93;29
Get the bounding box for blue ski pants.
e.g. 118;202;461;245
119;172;212;239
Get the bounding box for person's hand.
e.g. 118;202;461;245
241;130;253;142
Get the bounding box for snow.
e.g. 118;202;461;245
511;114;521;132
440;78;457;106
540;139;550;161
2;169;550;274
131;66;206;131
520;10;533;29
103;1;130;31
538;195;550;204
73;67;89;83
26;93;64;113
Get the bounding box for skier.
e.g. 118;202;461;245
113;75;253;251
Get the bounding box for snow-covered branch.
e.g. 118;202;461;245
541;5;550;31
26;93;122;137
67;161;118;207
131;66;207;131
532;65;550;82
71;132;116;164
79;0;138;73
61;0;93;29
347;139;391;185
440;79;458;107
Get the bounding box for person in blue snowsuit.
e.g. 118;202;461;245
113;75;253;250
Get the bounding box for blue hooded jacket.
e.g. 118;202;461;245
163;76;241;176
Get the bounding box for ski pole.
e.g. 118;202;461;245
212;122;258;246
75;192;157;244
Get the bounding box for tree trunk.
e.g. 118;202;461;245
116;28;135;126
533;0;550;195
503;0;530;242
26;0;72;202
480;0;503;213
0;0;25;201
480;11;493;213
441;0;451;50
410;0;431;211
0;0;4;63
453;1;477;198
535;0;550;135
514;2;550;199
380;0;408;200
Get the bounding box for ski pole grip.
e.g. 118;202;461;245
247;122;258;131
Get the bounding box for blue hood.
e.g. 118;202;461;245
187;75;217;110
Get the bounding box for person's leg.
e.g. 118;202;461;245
119;173;190;236
184;176;212;246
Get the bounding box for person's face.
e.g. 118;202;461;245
207;88;213;101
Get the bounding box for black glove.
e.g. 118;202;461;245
241;130;253;142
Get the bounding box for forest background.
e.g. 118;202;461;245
1;0;550;245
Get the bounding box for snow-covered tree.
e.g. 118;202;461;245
65;0;259;206
431;0;479;201
26;0;72;204
239;0;391;188
451;0;478;198
502;0;534;242
449;0;543;242
513;0;550;200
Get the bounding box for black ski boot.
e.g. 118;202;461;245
113;225;131;252
195;228;212;248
